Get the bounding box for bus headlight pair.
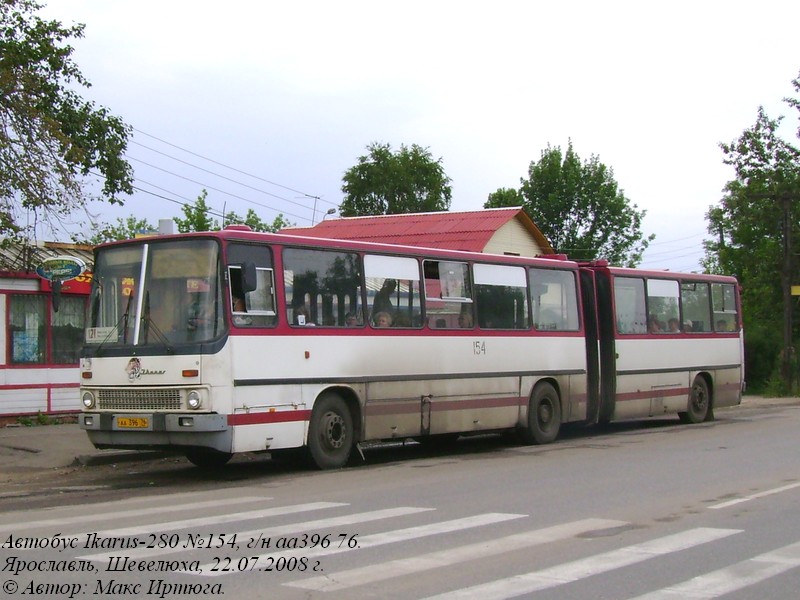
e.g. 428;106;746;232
82;389;202;410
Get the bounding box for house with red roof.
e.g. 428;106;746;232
281;207;554;257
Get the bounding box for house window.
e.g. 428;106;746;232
52;296;86;363
9;294;86;365
10;295;46;364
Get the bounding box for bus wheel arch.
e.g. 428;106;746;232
519;380;562;445
680;373;712;424
307;388;359;470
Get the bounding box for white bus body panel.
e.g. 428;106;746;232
613;336;743;419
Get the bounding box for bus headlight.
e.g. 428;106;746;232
187;390;202;410
82;391;96;409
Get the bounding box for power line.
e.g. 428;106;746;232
132;127;335;207
646;231;707;247
131;140;301;204
128;156;311;223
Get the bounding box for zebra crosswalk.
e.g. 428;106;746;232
2;490;800;599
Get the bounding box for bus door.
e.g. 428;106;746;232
579;268;600;424
590;267;618;424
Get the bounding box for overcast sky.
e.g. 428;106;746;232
41;0;800;272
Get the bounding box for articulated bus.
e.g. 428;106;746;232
78;226;743;469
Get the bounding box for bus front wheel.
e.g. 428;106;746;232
680;376;710;424
520;382;561;445
308;393;354;469
185;448;233;469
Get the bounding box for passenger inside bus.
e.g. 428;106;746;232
647;315;663;333
373;279;397;316
373;311;393;327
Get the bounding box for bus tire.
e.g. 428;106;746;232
185;449;232;469
308;393;354;469
520;382;561;445
680;376;710;424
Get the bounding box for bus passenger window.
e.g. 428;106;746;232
680;281;711;333
712;283;738;332
423;260;472;329
364;254;421;329
646;279;679;335
530;268;579;331
613;277;646;334
473;264;528;330
283;248;362;327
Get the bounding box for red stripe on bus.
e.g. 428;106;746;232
228;410;311;426
366;396;525;417
616;387;691;402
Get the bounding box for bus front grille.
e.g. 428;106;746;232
97;389;182;411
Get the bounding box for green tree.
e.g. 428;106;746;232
486;141;653;266
223;208;292;232
0;0;133;240
485;187;523;208
340;142;452;216
174;190;217;232
82;216;154;244
704;74;800;392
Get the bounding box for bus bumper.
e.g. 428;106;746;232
79;412;232;453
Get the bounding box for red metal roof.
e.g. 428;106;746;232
282;208;554;254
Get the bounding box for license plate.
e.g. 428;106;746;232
117;417;149;429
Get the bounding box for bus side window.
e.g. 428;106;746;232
530;268;579;331
711;283;738;332
613;277;646;334
680;281;711;333
283;248;363;327
364;254;421;328
424;260;472;329
227;265;277;327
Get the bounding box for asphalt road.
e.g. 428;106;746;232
1;400;799;599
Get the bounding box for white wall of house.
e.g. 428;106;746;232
484;219;544;257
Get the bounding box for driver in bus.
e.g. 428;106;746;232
232;296;252;326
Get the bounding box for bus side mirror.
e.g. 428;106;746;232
241;262;257;293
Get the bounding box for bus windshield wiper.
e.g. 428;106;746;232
121;292;134;344
141;292;175;354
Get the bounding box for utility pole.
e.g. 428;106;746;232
780;191;795;390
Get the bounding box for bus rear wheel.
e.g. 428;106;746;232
308;393;354;469
680;376;710;424
520;382;561;445
185;448;232;469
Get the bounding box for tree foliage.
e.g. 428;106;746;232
75;190;293;242
703;72;800;391
85;216;154;244
486;141;653;266
224;207;291;233
0;0;133;240
340;142;452;216
173;190;216;233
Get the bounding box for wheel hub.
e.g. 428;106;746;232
323;412;345;449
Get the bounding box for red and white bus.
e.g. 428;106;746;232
78;227;743;469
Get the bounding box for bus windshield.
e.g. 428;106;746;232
85;239;224;348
